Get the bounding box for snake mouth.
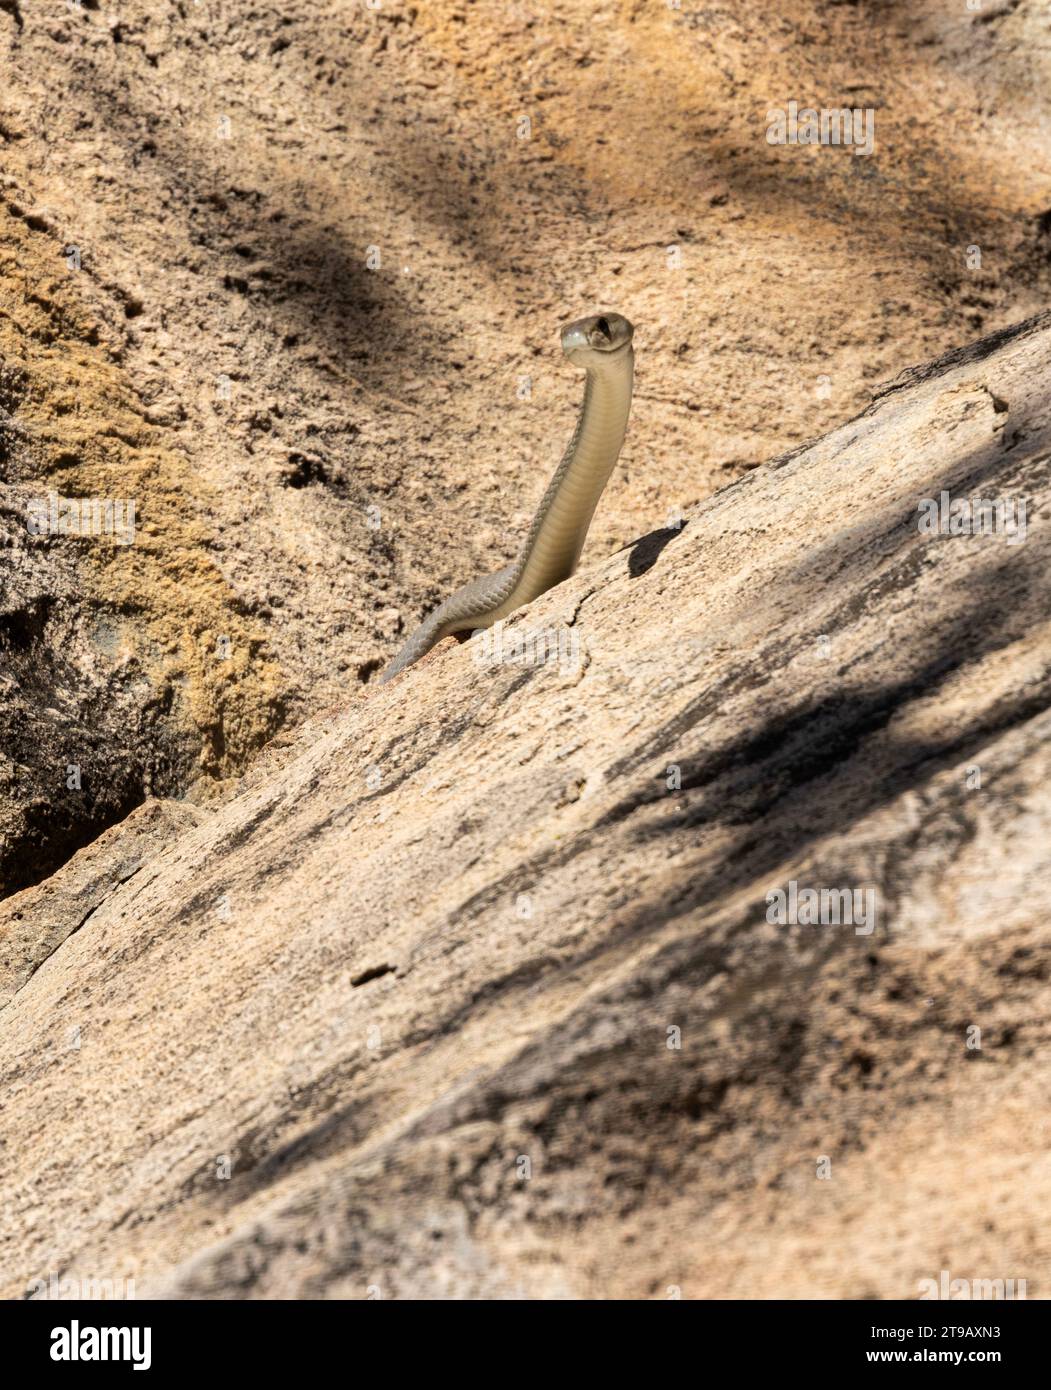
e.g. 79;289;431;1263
561;311;634;358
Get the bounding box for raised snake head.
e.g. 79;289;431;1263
560;312;634;367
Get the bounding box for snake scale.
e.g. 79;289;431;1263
379;311;635;683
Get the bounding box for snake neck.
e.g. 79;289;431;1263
506;344;634;607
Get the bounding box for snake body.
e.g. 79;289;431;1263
379;312;635;683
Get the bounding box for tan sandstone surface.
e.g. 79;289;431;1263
1;310;1049;1298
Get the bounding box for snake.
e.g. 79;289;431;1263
379;311;635;683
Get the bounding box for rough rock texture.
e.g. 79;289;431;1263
2;312;1049;1299
0;797;201;1008
2;0;1051;892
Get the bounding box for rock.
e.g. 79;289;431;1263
0;797;203;1008
1;312;1049;1299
